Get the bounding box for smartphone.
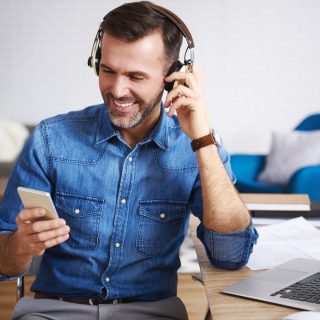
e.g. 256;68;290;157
17;186;59;220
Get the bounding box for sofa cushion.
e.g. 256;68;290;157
0;119;29;162
258;130;320;185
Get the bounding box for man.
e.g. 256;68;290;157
0;2;258;319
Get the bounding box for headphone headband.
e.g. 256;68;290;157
88;2;195;77
148;3;194;49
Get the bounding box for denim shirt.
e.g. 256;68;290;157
0;103;258;301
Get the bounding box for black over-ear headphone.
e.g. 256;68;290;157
87;3;195;92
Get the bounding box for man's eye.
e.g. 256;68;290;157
102;69;113;74
130;75;144;81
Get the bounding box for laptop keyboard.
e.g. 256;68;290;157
270;272;320;304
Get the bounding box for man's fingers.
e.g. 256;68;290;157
25;218;66;235
32;225;70;243
14;224;69;256
167;97;192;117
16;208;46;224
32;234;68;255
165;85;193;108
165;70;188;82
43;233;70;249
16;209;67;237
165;70;197;90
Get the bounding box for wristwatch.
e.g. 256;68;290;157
191;129;221;152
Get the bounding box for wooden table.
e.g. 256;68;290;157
190;217;297;320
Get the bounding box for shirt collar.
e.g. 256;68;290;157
95;105;118;144
146;104;169;150
95;103;169;150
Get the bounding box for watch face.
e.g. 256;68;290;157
211;129;222;146
215;131;222;146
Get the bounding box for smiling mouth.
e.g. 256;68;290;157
113;100;136;108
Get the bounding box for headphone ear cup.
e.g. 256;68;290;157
164;60;183;92
94;47;101;75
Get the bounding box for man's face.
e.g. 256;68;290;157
99;31;167;129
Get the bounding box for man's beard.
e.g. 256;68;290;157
103;89;164;129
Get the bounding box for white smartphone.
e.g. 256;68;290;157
17;186;59;220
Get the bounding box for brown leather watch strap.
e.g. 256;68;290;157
191;132;217;152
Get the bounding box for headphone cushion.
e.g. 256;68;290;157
94;47;101;75
164;60;184;92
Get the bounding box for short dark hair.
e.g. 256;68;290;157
100;1;183;65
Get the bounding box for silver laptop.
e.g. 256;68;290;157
222;258;320;311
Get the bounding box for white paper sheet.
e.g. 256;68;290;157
283;311;320;320
247;217;320;270
252;217;320;227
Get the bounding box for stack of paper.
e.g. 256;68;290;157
247;217;320;270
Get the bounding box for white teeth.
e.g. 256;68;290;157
113;100;135;108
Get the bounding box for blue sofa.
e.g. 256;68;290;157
230;114;320;201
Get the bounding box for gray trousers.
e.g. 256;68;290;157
12;296;189;320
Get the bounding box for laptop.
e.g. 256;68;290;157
222;258;320;311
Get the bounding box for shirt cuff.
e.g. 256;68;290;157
0;273;22;281
0;265;30;281
197;221;259;270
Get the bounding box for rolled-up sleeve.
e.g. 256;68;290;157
197;222;258;270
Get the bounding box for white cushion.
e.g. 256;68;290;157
0;119;29;161
258;130;320;185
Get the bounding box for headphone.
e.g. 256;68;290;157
87;3;195;92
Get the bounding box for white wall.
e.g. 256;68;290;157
1;0;320;153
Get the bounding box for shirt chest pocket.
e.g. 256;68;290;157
56;192;104;249
136;200;187;257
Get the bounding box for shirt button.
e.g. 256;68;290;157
74;209;80;214
106;277;110;283
160;213;166;219
128;157;133;162
121;199;126;204
115;242;120;248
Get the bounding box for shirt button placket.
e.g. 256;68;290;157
106;153;133;294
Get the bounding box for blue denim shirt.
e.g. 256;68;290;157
0;103;258;301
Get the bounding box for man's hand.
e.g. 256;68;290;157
13;208;70;258
0;208;69;277
164;66;210;140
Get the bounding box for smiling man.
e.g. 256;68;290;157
0;2;258;319
99;32;165;146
